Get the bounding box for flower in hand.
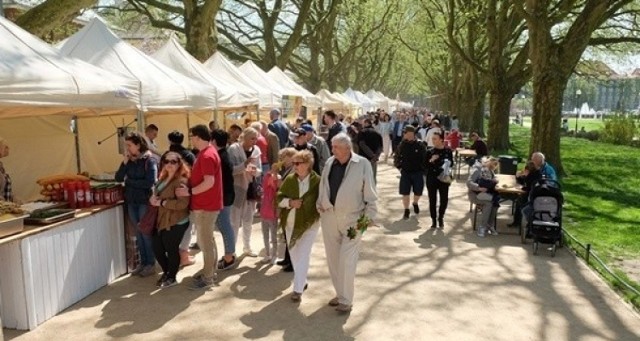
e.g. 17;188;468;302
347;214;373;240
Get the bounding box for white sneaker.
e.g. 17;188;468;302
487;227;498;236
244;250;258;257
477;227;486;237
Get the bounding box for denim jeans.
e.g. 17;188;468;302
128;203;155;267
216;205;235;255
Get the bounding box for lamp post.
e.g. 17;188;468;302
575;89;582;134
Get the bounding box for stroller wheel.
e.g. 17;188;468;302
551;244;557;257
533;242;539;255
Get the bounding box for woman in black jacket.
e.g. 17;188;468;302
425;132;454;229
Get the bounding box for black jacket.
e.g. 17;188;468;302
425;146;454;178
394;139;427;172
357;127;383;161
218;147;235;207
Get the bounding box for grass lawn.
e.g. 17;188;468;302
521;117;605;132
504;124;640;306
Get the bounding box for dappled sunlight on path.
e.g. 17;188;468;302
5;162;640;341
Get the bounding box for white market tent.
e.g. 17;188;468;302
343;88;377;113
0;16;143;201
365;89;391;112
203;52;281;109
0;16;140;118
316;89;352;111
152;35;258;110
238;60;288;99
267;66;321;108
59;17;217;114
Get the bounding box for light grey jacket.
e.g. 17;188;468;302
227;142;262;206
317;152;377;233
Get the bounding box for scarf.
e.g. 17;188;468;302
277;172;320;248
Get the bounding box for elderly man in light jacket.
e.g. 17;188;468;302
317;133;377;313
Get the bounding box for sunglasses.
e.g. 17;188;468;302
163;159;180;165
292;161;306;166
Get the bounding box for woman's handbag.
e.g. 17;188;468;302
437;159;453;184
246;177;263;201
138;206;158;235
138;182;162;235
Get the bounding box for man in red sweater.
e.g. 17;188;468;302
177;124;223;290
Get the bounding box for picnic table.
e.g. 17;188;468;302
455;148;476;179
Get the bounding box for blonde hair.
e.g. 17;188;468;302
293;150;315;168
250;122;262;132
483;157;498;170
239;127;259;142
278;147;297;161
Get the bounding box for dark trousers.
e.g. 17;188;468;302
392;136;402;155
153;221;189;280
426;176;450;222
512;195;528;225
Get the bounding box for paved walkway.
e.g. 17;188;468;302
5;162;640;340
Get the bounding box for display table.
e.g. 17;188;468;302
0;204;127;331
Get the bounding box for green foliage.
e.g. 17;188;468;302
601;114;638;145
509;124;640;309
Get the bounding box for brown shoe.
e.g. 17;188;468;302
291;292;302;301
328;297;340;306
335;303;352;313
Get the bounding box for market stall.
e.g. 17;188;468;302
0;202;126;330
0;16;139;334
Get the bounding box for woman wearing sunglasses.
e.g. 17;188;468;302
149;152;191;288
277;150;320;301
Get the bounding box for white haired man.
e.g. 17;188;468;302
317;133;378;313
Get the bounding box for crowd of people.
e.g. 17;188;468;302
116;109;378;313
110;106;558;314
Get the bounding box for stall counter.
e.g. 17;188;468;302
0;204;127;331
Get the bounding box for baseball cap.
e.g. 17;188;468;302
300;124;314;133
294;128;307;137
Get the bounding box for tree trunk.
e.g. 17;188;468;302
487;90;512;152
526;1;567;174
530;76;566;172
183;0;222;62
16;0;98;39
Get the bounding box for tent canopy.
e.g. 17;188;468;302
238;61;288;99
152;35;258;109
343;88;377;113
267;67;321;108
203;52;280;109
0;16;140;118
59;18;216;113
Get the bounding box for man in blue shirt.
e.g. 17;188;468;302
532;152;557;181
391;112;408;154
268;109;290;149
508;151;557;228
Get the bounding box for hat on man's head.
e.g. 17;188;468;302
300;124;314;133
403;125;416;134
294;128;307;137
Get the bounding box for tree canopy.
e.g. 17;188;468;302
12;0;640;171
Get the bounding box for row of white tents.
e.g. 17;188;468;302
0;16;411;200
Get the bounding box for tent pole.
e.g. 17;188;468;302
186;111;192;148
73;116;81;174
136;110;144;132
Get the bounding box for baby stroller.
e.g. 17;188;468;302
525;178;563;257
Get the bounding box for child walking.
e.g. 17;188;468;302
259;162;281;263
